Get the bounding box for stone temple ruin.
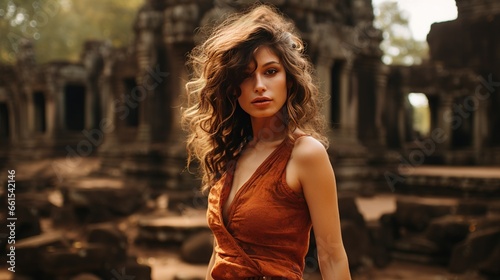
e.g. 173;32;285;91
0;0;499;279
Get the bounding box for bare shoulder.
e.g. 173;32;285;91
286;135;330;191
289;135;334;191
292;135;329;165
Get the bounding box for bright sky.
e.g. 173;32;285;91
408;92;429;107
371;0;458;41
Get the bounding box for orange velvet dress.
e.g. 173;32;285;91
207;136;312;280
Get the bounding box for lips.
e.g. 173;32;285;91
251;97;272;104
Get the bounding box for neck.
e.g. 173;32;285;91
249;113;287;146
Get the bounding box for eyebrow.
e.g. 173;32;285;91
262;61;280;67
246;60;280;71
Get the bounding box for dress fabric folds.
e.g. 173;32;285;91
207;136;312;280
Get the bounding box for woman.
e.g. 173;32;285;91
183;4;351;280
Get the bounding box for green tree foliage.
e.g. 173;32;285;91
373;1;428;65
0;0;142;64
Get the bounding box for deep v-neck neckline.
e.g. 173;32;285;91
221;138;289;227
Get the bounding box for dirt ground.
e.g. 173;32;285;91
137;194;487;280
3;158;498;280
0;194;490;280
151;194;486;280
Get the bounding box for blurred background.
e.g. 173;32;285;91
0;0;499;279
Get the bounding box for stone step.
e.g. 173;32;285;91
136;211;208;245
449;226;500;274
58;177;149;223
396;166;500;198
424;214;500;252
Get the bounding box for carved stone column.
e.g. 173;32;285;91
473;97;489;163
437;94;453;152
99;45;120;146
44;88;55;138
355;56;385;147
45;65;65;138
315;56;334;130
337;61;359;142
15;39;37;146
25;92;35;138
134;5;165;147
81;41;104;130
374;64;389;145
161;2;205;190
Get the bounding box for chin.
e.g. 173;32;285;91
251;113;279;119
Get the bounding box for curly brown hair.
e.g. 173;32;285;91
182;4;328;191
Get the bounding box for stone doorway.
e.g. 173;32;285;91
491;92;500;147
123;78;140;127
0;102;9;141
64;84;86;131
33;91;46;133
330;60;344;128
451;96;473;149
407;92;430;140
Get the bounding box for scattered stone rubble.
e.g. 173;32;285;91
14;226;150;280
373;196;500;278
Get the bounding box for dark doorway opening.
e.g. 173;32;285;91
33;91;46;132
64;84;85;131
0;103;9;140
451;97;473;149
123;78;139;127
330;60;344;128
492;91;500;147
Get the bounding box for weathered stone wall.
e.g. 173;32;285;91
386;0;500;166
0;0;396;193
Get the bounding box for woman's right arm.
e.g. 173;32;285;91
206;239;216;280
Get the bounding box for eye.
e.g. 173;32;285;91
265;68;278;75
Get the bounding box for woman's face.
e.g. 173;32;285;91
238;46;288;121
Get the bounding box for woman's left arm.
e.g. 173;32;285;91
294;137;352;280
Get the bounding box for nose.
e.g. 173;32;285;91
254;74;266;94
